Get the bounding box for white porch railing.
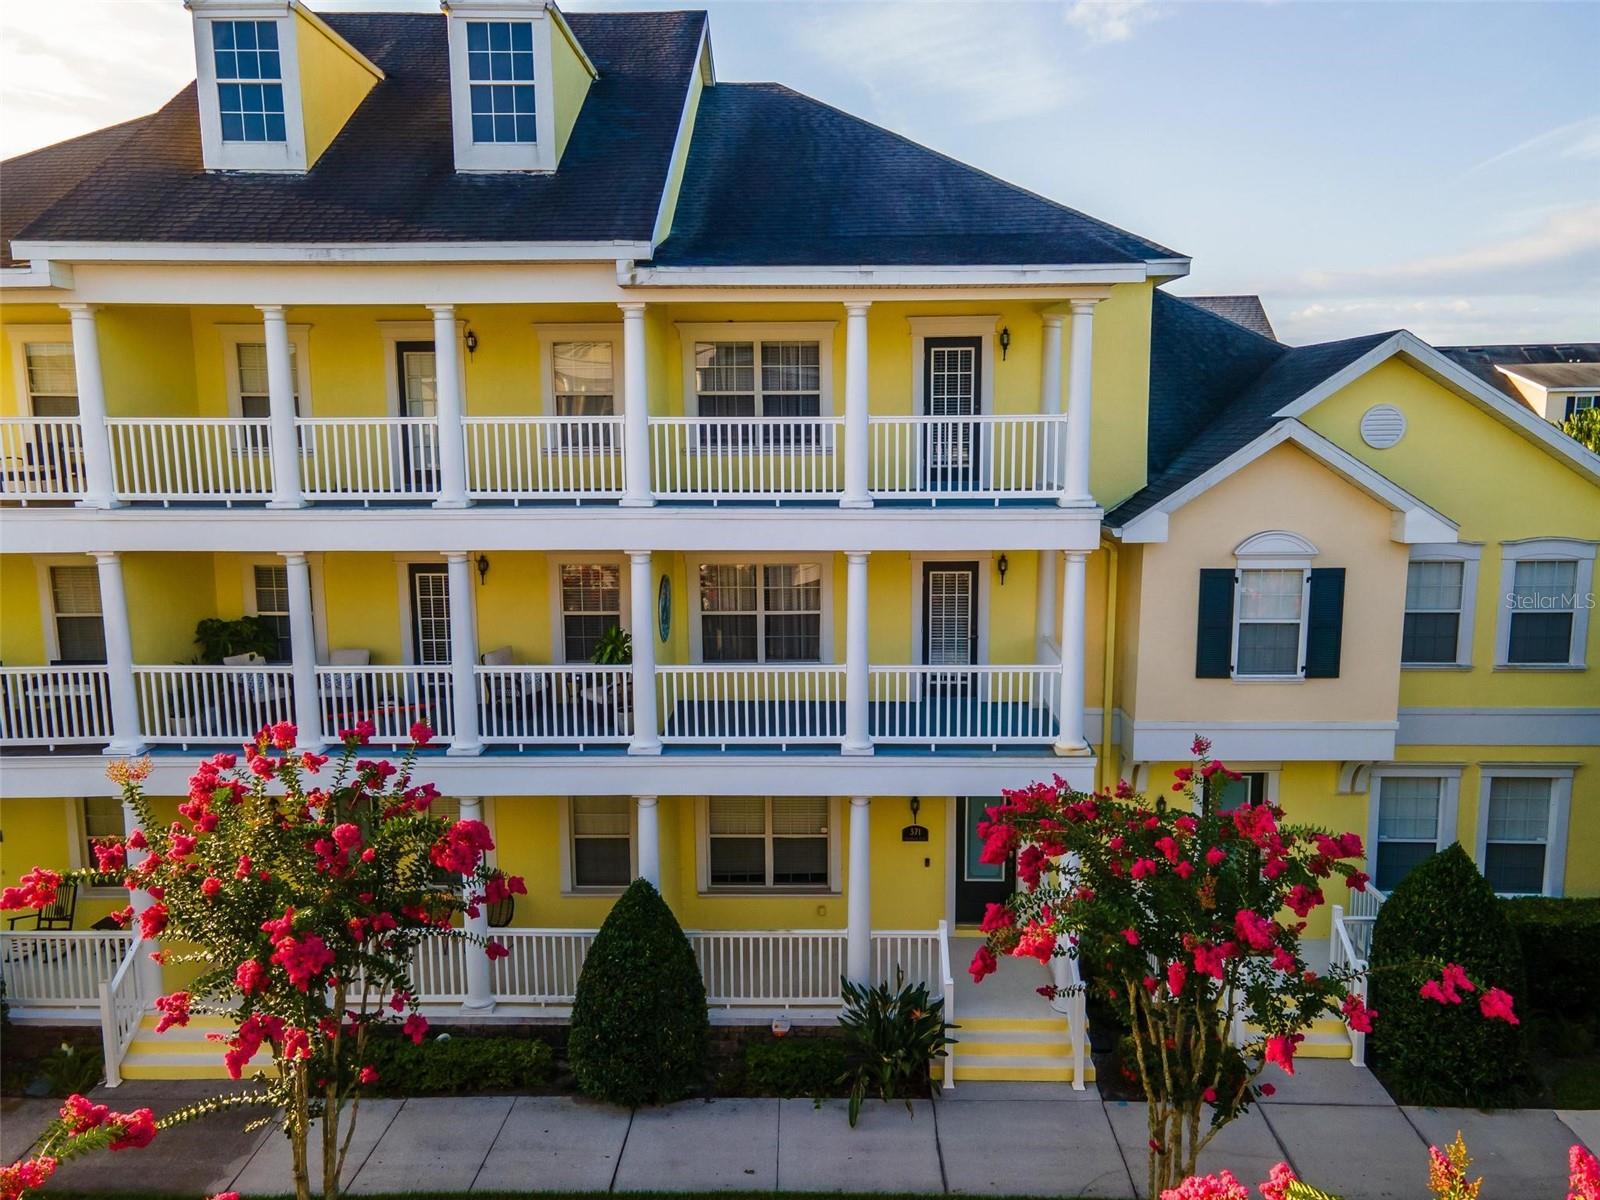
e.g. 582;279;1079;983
867;414;1068;499
0;418;85;502
106;418;274;503
133;664;294;745
316;664;455;744
476;665;633;745
691;930;847;1006
868;665;1058;744
491;929;597;1003
0;931;134;1009
0;666;114;747
657;665;847;745
464;416;625;499
297;417;440;502
1329;902;1373;1067
98;936;149;1088
649;417;845;500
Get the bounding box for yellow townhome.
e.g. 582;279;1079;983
1;0;1595;1086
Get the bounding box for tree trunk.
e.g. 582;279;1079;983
289;1062;312;1200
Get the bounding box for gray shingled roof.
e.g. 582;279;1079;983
1181;295;1276;340
1436;343;1600;401
0;117;148;267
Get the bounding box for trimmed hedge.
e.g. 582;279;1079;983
1499;897;1600;1025
568;878;709;1106
361;1033;553;1096
742;1037;850;1098
1368;845;1528;1106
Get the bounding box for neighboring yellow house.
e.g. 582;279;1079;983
0;0;1595;1084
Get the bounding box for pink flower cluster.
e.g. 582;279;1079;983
1157;1168;1248;1200
154;991;191;1035
1419;963;1519;1025
0;868;63;914
1571;1144;1600;1200
430;818;495;875
0;1156;56;1200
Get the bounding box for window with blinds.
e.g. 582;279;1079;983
560;564;621;662
253;565;293;662
1483;777;1552;895
50;566;105;664
24;343;78;417
699;563;821;663
79;796;124;871
411;568;452;665
571;797;631;888
1234;569;1306;677
708;797;829;888
1402;560;1463;664
1506;559;1578;665
693;340;822;446
1375;776;1443;891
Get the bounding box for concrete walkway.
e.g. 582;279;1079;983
3;1067;1593;1199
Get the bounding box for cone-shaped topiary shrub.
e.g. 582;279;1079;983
1368;844;1528;1105
568;878;708;1106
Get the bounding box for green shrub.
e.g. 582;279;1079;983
1368;844;1528;1105
1499;897;1600;1025
361;1033;552;1095
838;970;953;1126
569;878;708;1106
743;1037;850;1098
39;1041;104;1096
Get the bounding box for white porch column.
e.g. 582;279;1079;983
636;796;661;887
1054;551;1090;755
259;306;304;508
847;796;872;983
458;797;495;1011
1035;550;1058;658
842;551;873;755
93;552;144;755
619;303;654;507
428;305;471;509
61;304;119;509
627;550;661;754
841;302;872;508
1040;312;1065;489
1061;300;1098;507
122;799;163;997
281;552;322;750
445;552;482;755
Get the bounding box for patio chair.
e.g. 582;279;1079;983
322;648;371;702
6;880;77;930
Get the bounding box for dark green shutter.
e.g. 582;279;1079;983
1304;568;1346;678
1195;569;1235;678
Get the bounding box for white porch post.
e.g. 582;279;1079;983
1054;551;1090;755
122;799;164;998
1040;312;1065;489
93;552;144;755
627;550;661;754
847;796;872;983
843;551;873;755
428;305;470;509
445;552;482;755
619;303;653;507
458;797;495;1011
636;796;661;887
61;304;119;509
1061;300;1098;507
842;302;872;508
259;305;304;508
281;552;322;750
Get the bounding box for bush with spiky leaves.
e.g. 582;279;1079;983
0;720;523;1200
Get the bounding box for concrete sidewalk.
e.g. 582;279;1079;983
4;1066;1593;1199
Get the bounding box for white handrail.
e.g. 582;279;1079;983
464;416;624;499
657;664;847;744
868;665;1058;744
937;920;955;1090
649;416;844;499
106;418;274;503
0;418;86;501
98;934;148;1089
868;414;1068;499
1329;900;1377;1067
297;417;440;502
0;667;114;747
133;664;294;745
475;664;633;745
316;664;455;744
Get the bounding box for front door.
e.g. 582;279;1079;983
396;341;439;492
922;336;981;491
923;562;979;693
955;796;1012;924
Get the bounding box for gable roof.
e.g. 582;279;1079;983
1495;362;1600;390
649;82;1181;268
1436;343;1600;401
0;117;148;267
1180;295;1276;340
7;11;705;255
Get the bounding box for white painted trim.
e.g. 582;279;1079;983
240;553;328;660
1402;542;1482;669
1234;530;1319;561
625;263;1188;288
191;5;310;173
216;322;313;418
650;21;708;246
1494;537;1597;670
908;552;993;667
5;324;75;417
684;552;835;664
1113;420;1459;545
693;795;842;896
1473;767;1574;897
1366;766;1463;883
443;4;559;172
558;795;637;895
1396;706;1600;748
546;553;631;664
532;322;624;417
674;322;838;418
908;316;999;420
1126;720;1397;764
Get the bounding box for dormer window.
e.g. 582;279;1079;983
213;21;287;143
467;21;537;144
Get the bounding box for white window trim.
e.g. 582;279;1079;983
444;5;558;173
241;555;328;661
67;797;126;899
392;554;453;666
191;6;310;173
6;325;75;417
687;553;835;664
1474;766;1575;897
908;551;993;667
1230;532;1318;682
1402;542;1482;670
533;323;625;417
907;315;1000;418
1366;766;1462;889
216;323;314;418
558;796;638;894
1494;538;1596;671
378;320;468;418
694;795;842;895
675;322;838;418
34;556;100;664
547;554;631;665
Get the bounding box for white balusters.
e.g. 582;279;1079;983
867;665;1059;745
656;665;847;745
106;419;274;503
315;664;456;744
475;664;634;745
649;417;845;500
0;418;85;501
464;416;625;498
867;414;1070;499
0;667;113;746
0;931;134;1007
489;930;596;1003
296;417;440;502
132;664;294;744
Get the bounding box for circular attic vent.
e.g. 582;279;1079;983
1359;404;1407;449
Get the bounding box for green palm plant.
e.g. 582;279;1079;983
836;969;954;1126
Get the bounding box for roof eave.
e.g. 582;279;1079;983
8;239;657;265
624;258;1191;288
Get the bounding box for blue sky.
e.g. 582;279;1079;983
2;0;1595;345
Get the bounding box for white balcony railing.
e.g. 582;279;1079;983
649;417;845;500
476;664;632;745
316;664;455;744
868;665;1059;744
0;931;134;1009
0;418;86;502
657;664;848;744
491;929;597;1004
297;417;440;502
868;414;1069;499
106;418;274;503
464;416;625;499
0;666;113;746
133;664;294;745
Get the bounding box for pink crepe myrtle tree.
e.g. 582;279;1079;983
0;721;523;1200
968;738;1518;1199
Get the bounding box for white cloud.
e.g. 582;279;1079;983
1064;0;1162;44
1276;291;1600;346
1467;113;1600;175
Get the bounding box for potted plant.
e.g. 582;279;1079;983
173;618;282;738
585;627;633;732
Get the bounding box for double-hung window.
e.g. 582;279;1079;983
1482;776;1555;895
693;340;823;446
1205;771;1269;812
1233;569;1308;677
252;565;293;662
1563;393;1596;420
50;566;105;664
22;343;77;417
559;563;622;663
1374;775;1444;891
1402;561;1464;665
213;20;286;143
234;341;302;451
698;562;822;663
552;341;615;449
707;797;830;889
1507;559;1578;664
78;795;124;873
570;797;632;889
466;21;536;144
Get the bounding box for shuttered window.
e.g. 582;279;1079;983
1234;569;1305;677
1196;567;1343;679
411;568;451;665
571;797;631;888
51;566;105;664
708;797;829;889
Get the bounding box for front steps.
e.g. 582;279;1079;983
120;1013;274;1081
1242;1014;1353;1060
950;1014;1094;1083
